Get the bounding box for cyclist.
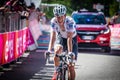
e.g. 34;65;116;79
46;4;78;80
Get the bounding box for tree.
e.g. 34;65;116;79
41;0;119;18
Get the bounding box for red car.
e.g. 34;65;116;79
72;11;111;52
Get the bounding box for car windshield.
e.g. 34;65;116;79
72;13;106;25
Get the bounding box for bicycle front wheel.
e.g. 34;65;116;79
64;67;68;80
56;72;62;80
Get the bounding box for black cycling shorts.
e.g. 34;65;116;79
55;34;78;60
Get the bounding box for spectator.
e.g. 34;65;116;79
36;8;44;22
41;13;47;24
110;12;120;24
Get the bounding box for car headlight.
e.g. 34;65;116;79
100;28;110;34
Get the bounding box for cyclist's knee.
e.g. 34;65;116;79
69;65;75;70
54;44;63;54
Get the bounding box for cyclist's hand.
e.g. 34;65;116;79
68;52;75;63
44;51;51;59
68;52;75;59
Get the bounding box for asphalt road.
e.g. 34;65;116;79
75;49;120;80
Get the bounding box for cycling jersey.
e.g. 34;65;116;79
50;16;77;38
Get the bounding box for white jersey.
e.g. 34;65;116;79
50;16;77;38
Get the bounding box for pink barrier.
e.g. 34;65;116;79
14;31;19;59
110;24;120;38
22;28;28;52
27;28;36;50
0;12;38;65
109;24;120;49
2;33;9;64
0;34;3;64
0;27;36;65
7;32;15;63
18;30;23;57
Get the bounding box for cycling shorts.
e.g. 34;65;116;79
55;34;78;60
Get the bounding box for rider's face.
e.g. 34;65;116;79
56;15;66;24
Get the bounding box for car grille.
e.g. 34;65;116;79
78;43;101;48
77;30;100;40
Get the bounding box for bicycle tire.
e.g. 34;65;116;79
64;67;68;80
56;72;62;80
57;67;68;80
62;67;68;80
56;51;69;80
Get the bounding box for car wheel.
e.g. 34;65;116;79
101;47;111;53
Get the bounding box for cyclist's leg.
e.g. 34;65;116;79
53;35;67;67
72;35;78;60
57;37;77;80
52;44;63;80
68;65;75;80
52;35;65;80
68;36;78;80
54;44;63;67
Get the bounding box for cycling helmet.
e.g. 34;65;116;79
53;5;67;16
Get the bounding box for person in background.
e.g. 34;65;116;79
110;11;120;24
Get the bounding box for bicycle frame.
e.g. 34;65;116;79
56;52;69;80
44;51;74;80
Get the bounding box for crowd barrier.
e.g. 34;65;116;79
109;24;120;49
0;12;37;65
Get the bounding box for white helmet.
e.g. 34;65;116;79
53;5;67;16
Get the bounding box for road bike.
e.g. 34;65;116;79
45;51;74;80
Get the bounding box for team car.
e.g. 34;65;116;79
72;10;111;52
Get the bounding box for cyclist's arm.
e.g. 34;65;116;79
48;31;56;51
67;32;73;52
66;17;76;53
